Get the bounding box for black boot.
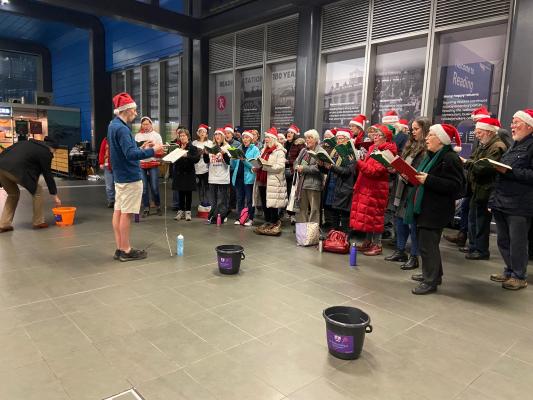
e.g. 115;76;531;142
400;256;419;270
384;250;408;262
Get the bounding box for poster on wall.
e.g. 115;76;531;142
322;58;365;131
240;68;263;131
371;68;424;124
270;63;296;131
215;72;234;128
435;61;494;156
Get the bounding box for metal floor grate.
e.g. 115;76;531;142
102;388;145;400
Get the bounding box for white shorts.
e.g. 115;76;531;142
114;180;143;214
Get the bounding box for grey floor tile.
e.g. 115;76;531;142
212;302;283;337
287;378;354;400
142;287;207;319
135;370;217;400
110;297;173;331
68;304;136;342
0;328;43;372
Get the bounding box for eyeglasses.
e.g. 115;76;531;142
510;121;524;127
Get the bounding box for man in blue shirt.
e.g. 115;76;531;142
108;92;163;261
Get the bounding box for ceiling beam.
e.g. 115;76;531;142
36;0;200;37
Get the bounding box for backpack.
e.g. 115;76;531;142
239;207;249;225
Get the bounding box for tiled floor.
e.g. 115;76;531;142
1;179;533;399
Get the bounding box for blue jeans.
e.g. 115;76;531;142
467;200;491;256
141;167;161;208
459;197;470;233
234;178;255;220
103;168;115;202
396;216;418;256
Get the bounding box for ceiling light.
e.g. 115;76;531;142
0;0;10;5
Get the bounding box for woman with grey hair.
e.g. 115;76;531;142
293;129;325;224
385;117;430;269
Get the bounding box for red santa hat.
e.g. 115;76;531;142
398;119;409;130
471;107;491;121
382;110;399;125
431;124;462;152
277;133;286;141
113;92;137;115
214;128;224;136
349;114;367;130
513;109;533;128
372;124;393;142
475;117;501;133
287;124;300;135
335;128;351;139
324;128;338;138
264;127;278;140
241;130;254;139
140;116;153;125
198;124;210;131
223;124;234;133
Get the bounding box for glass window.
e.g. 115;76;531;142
164;57;180;142
321;50;365;132
131;67;141;107
371;38;426;124
433;24;507;156
214;72;234;128
0;51;40;104
146;63;159;121
269;62;296;131
240;68;263;132
112;71;126;95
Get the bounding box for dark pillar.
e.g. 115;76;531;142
191;38;209;130
294;6;321;131
501;0;533;125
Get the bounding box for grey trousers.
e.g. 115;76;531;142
418;227;444;286
493;210;531;280
296;189;321;224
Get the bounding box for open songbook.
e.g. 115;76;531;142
477;158;512;170
249;157;274;169
227;146;245;159
204;143;223;154
370;149;421;186
307;149;335;164
334;140;358;162
162;147;187;163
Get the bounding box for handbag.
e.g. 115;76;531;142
323;230;349;254
239;207;249;225
295;222;320;246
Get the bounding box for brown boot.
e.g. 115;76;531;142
443;231;467;247
502;277;528;290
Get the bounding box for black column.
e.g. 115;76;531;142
191;37;209;131
294;6;321;132
501;0;533;125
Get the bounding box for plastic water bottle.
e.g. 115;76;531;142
216;213;222;227
349;242;357;267
318;238;323;253
134;213;140;223
177;234;184;256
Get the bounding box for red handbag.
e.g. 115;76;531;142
323;230;349;254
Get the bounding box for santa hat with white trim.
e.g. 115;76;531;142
513;109;533;128
214;127;225;136
349;114;367;130
398;119;409;130
277;133;287;142
113;92;137;115
287;124;300;135
198;123;210;131
241;130;254;139
476;117;501;133
223;124;234;133
471;107;491;121
335;128;351;139
430;124;462;152
382;110;399;125
264;127;278;141
324;128;337;138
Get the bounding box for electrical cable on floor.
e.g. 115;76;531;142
163;163;173;257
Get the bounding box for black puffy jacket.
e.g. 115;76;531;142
489;134;533;216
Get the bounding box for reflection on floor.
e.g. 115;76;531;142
0;179;532;400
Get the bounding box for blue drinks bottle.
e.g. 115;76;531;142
177;234;184;256
349;242;357;267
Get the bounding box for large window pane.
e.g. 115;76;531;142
165;58;180;122
131;67;141;107
270;62;296;131
112;71;125;95
372;38;426;124
240;68;263;131
146;63;159;121
0;51;39;103
214;72;234;127
433;24;507;156
322;50;365;132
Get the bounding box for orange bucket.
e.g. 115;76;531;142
52;207;77;227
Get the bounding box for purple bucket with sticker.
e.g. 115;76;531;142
323;306;372;360
216;245;245;275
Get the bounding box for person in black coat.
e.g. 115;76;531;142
0;137;62;232
488;109;533;290
404;124;465;295
318;129;358;233
172;129;201;221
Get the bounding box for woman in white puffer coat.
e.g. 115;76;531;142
253;128;287;235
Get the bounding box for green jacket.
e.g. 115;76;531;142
464;135;507;204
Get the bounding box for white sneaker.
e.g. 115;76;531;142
224;217;228;223
185;211;192;221
244;219;253;227
234;220;241;225
174;211;184;221
290;216;296;225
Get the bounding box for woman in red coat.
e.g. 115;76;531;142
350;124;397;256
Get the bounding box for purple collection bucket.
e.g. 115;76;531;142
216;245;245;275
